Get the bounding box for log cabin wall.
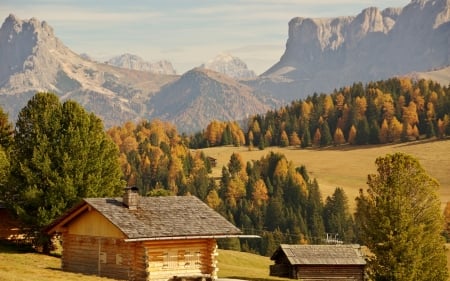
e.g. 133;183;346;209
61;233;137;280
143;239;217;281
295;265;365;281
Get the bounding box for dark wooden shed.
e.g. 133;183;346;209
270;244;366;281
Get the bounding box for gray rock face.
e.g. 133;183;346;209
0;14;177;127
0;15;267;133
259;0;450;100
107;53;176;75
201;53;256;80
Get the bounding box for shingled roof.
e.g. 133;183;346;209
271;244;366;265
47;195;242;241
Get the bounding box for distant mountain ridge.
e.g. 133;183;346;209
0;14;268;132
201;53;256;79
257;0;450;100
1;0;450;133
107;53;176;75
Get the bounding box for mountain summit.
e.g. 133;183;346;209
259;0;450;100
0;14;176;126
201;53;256;79
0;15;268;132
107;53;176;75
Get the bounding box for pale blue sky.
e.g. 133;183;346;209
1;0;411;74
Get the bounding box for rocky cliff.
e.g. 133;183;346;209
258;0;450;100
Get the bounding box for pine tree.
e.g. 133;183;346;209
355;153;448;281
10;93;124;251
0;107;13;150
323;187;354;242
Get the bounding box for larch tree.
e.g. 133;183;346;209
9;93;124;251
355;153;448;281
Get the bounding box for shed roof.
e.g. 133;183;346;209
47;195;242;241
271;244;366;266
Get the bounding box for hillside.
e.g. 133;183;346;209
200;139;450;209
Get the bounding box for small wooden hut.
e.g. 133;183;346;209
46;188;245;281
0;203;22;241
270;244;366;281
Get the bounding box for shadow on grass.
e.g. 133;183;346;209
0;240;35;253
224;276;291;281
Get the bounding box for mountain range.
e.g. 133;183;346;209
0;0;449;133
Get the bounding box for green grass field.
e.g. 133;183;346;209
200;138;450;210
0;242;285;281
0;242;448;281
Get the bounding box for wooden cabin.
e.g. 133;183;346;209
0;203;22;241
270;244;366;281
46;188;243;281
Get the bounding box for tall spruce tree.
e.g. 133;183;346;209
323;187;354;243
355;153;447;281
9;93;124;250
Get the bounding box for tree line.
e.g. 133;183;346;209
192;78;450;148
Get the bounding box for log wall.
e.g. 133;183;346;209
62;234;135;279
295;265;365;281
143;239;218;281
61;234;218;281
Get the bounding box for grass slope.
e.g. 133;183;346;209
0;242;448;281
0;242;282;281
200;139;450;209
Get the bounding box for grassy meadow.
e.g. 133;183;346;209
0;242;284;281
200;138;450;210
0;242;448;281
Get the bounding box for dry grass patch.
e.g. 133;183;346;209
200;139;450;210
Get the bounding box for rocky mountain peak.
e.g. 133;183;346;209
107;53;176;75
201;52;256;79
260;0;450;100
0;14;67;88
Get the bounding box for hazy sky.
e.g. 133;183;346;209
1;0;411;74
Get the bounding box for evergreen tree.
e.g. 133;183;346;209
320;121;332;147
355;153;448;281
0;107;13;150
355;117;370;145
323;187;354;242
9;93;124;251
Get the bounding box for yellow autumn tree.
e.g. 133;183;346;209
280;130;289;147
354;96;367;121
390;116;403;142
333;127;346;145
402;101;418;126
206;189;222;210
289;131;301;147
348;125;357;145
252;179;269;206
379;119;389;144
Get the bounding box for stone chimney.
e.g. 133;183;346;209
123;186;139;210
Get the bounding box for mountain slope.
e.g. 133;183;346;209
0;14;177;127
148;68;269;132
257;0;450;100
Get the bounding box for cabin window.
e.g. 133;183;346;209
116;254;122;265
99;252;107;264
184;250;201;269
162;251;178;269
